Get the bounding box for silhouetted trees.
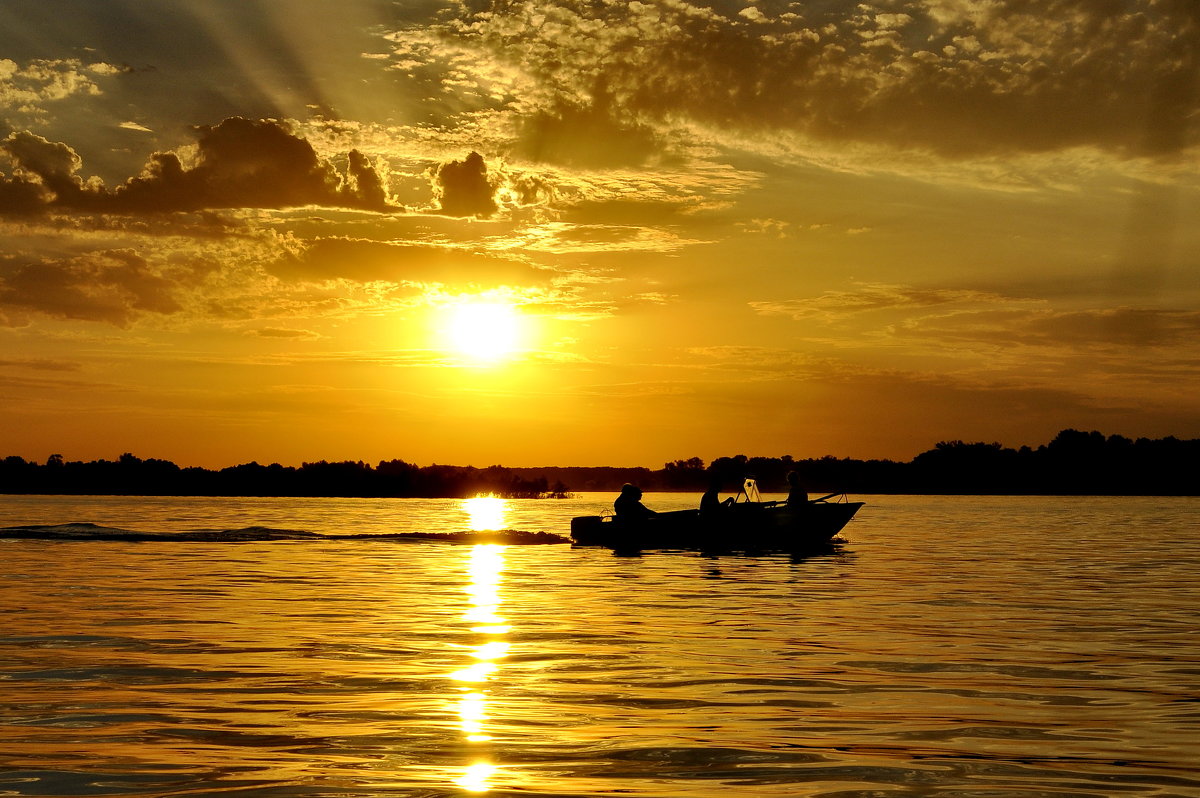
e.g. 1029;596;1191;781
662;457;707;488
898;431;1197;495
0;454;578;499
1;430;1196;497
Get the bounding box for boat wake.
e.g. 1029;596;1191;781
0;522;569;545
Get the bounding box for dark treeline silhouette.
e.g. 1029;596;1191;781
1;430;1196;497
0;453;572;499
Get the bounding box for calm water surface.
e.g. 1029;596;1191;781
1;494;1198;797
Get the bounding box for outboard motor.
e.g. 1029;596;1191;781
570;515;605;544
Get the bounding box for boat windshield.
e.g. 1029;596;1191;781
737;477;762;503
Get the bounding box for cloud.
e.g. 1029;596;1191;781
686;345;823;376
432;151;497;218
511;100;672;168
0;130;103;211
0;168;49;214
0;58;115;114
0;250;182;326
1025;309;1200;348
250;327;320;339
346;149;389;210
273;236;547;286
751;283;1003;321
113;118;396;212
897;306;1200;349
737;218;792;237
0;118;398;215
753;283;1200;367
502;221;704;254
436;0;1200;158
0;357;82;371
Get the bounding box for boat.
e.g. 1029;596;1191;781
570;481;863;552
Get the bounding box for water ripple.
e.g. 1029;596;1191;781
0;494;1196;797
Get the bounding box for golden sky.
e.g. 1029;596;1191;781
1;0;1198;468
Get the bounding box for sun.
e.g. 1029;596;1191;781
441;299;523;363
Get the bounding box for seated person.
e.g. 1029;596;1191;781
614;483;657;521
785;471;809;505
699;480;734;515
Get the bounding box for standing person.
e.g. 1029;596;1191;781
614;483;657;521
785;471;809;505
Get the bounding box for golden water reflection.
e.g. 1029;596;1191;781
463;496;506;531
461;542;509;632
454;761;497;792
450;543;509;790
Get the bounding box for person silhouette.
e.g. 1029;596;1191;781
785;471;809;505
699;478;734;516
614;483;657;521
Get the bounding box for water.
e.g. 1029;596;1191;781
1;493;1198;797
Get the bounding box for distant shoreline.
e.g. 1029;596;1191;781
3;429;1198;497
3;490;1197;499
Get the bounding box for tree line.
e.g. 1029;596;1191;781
0;455;573;499
1;429;1196;497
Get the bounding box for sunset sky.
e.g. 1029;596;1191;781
2;0;1198;468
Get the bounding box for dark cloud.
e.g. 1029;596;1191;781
3;131;85;192
0;131;102;211
448;0;1200;157
0;169;49;214
751;285;998;321
1031;309;1200;347
273;237;546;285
251;327;319;339
905;307;1200;349
562;199;693;226
114;118;395;212
0;250;182;326
433;151;497;218
0;358;82;371
513;100;669;168
0;118;397;215
346;149;388;210
503;172;556;206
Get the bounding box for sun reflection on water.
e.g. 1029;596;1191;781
461;539;511;633
458;691;489;741
454;761;497;792
450;544;509;790
463;496;506;531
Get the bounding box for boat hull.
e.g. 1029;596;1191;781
570;501;863;552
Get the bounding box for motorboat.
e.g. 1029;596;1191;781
571;479;863;552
